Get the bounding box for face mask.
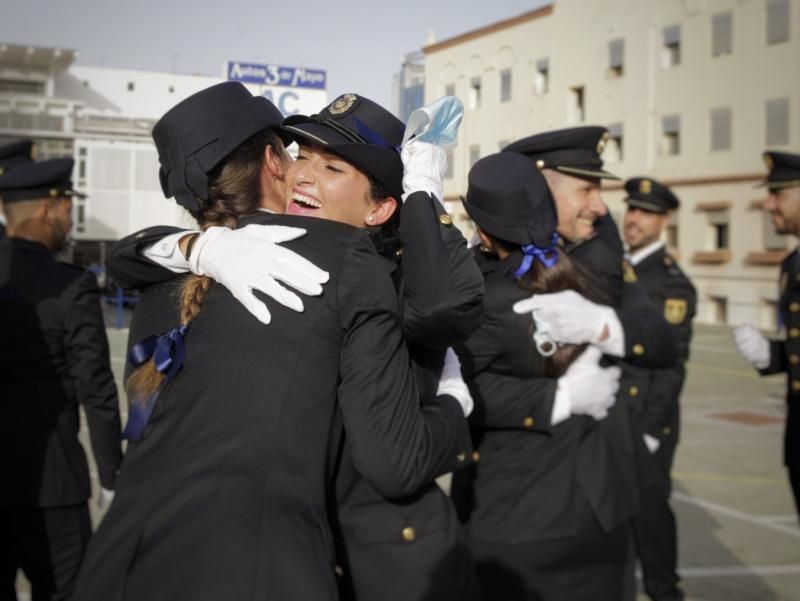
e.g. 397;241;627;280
402;96;464;149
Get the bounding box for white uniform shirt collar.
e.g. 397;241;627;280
628;240;665;266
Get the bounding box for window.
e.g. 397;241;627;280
606;122;624;162
75;202;86;234
500;69;512;103
708;210;729;249
763;211;787;250
766;98;790;145
534;58;549;95
662;25;681;67
710;107;732;151
767;0;790;45
469;144;480;167
127;82;135;91
445;83;455;97
712;12;733;56
568;86;585;123
469;77;482;110
667;224;679;249
661;114;680;156
608;38;625;77
445;149;454;179
710;296;728;325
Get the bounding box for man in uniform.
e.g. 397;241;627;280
734;151;800;521
623;177;696;601
0;140;34;240
0;158;123;600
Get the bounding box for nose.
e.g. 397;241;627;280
763;193;778;211
589;189;608;216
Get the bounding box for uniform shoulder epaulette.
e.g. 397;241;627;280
662;254;683;277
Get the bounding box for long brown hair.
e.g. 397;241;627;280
125;128;284;404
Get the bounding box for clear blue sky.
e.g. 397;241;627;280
0;0;550;108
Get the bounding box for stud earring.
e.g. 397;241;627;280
367;216;374;223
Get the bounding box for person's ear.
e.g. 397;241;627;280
365;197;398;227
265;145;286;181
477;228;494;252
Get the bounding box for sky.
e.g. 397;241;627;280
0;0;550;108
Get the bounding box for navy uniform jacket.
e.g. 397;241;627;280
760;248;800;468
631;246;696;465
453;214;678;541
73;213;472;601
0;238;122;507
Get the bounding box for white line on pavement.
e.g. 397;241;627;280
679;564;800;578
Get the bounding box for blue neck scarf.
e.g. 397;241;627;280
514;232;560;278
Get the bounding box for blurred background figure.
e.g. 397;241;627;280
0;140;34;241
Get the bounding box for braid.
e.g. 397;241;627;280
126;127;283;406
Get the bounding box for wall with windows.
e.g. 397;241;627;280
422;0;799;326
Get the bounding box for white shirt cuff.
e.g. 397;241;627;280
551;383;571;426
142;231;197;273
595;307;625;357
643;433;661;454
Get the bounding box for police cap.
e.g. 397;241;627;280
0;139;34;176
624;177;679;213
152;82;285;211
503;126;619;180
463;152;557;247
760;151;800;191
0;157;85;204
282;94;405;200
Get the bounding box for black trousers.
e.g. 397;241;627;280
1;504;91;601
469;491;634;601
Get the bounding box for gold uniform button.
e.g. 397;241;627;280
791;329;800;339
793;381;800;392
439;214;453;226
633;344;645;356
662;427;671;435
456;452;466;463
791;303;800;313
629;386;639;397
402;527;416;542
791;354;800;365
472;451;480;462
523;416;535;428
334;565;344;577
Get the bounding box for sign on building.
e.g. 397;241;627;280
226;61;327;116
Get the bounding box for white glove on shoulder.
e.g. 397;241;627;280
514;290;625;357
554;346;620;421
401;140;448;207
437;348;474;417
98;487;115;510
733;324;771;370
188;224;330;325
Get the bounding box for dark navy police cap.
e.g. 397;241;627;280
0;139;34;176
760;151;800;191
0;157;85;204
463;152;557;247
281;93;405;200
623;177;679;213
503;126;620;180
152;81;286;211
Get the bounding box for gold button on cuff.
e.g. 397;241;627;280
791;328;800;338
791;303;800;313
629;386;639;397
793;381;800;392
472;451;480;462
402;527;416;542
456;452;466;463
791;354;800;365
439;214;453;226
523;416;535;428
662;427;671;435
633;344;645;356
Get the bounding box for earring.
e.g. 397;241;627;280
367;216;374;223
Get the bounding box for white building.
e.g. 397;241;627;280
0;44;327;266
421;0;799;327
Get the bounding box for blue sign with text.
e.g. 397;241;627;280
227;61;326;89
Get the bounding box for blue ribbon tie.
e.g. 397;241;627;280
514;233;560;278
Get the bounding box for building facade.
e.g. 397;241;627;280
422;0;798;327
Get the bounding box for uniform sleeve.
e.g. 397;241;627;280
64;273;123;489
761;340;788;375
336;231;472;499
398;191;484;349
107;226;189;290
617;279;679;368
467;370;557;434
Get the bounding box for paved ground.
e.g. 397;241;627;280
15;324;800;600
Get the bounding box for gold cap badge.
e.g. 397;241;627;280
596;132;609;155
639;179;652;194
763;153;774;170
327;94;358;116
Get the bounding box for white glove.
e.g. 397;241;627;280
98;487;115;510
437;348;474;417
733;324;771;370
188;224;330;325
643;434;661;454
514;290;625;357
401;140;448;206
555;346;620;421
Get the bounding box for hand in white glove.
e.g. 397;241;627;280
189;224;330;325
98;487;115;510
643;434;661;454
401;140;448;206
514;290;624;356
733;324;771;370
555;346;620;421
437;348;474;417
